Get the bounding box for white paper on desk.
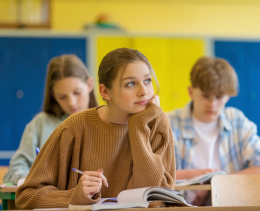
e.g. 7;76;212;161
0;183;17;188
175;170;226;186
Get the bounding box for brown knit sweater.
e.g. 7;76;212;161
16;104;176;209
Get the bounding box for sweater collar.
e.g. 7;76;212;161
86;106;129;136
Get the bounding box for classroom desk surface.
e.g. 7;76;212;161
0;186;17;192
0;185;212;193
13;206;260;211
0;185;211;210
0;184;212;193
175;184;211;190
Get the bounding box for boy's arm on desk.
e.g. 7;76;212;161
176;169;218;180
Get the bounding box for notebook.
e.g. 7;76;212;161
175;170;226;186
69;186;194;210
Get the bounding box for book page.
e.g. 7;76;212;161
175;170;226;186
117;187;149;204
147;194;193;206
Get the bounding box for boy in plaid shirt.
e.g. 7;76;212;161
167;57;260;206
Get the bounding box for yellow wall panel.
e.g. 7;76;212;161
167;39;205;111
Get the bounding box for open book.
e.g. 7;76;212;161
175;170;226;186
69;186;193;210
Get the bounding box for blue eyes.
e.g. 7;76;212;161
145;79;152;84
126;79;151;87
126;82;135;87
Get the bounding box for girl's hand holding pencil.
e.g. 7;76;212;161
72;168;108;198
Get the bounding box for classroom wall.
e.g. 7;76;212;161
2;0;260;36
51;0;260;36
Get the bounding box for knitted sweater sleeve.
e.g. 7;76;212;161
15;126;100;210
127;103;176;189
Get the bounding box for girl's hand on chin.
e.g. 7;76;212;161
148;95;160;107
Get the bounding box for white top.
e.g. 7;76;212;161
191;114;221;170
186;114;221;204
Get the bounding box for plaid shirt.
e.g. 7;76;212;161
167;102;260;174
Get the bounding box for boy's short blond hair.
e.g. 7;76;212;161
190;56;238;96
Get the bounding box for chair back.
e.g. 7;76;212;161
211;175;260;206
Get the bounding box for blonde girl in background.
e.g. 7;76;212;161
4;54;98;184
16;48;176;210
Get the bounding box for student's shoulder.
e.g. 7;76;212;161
223;107;249;120
167;108;184;118
223;107;257;129
26;112;59;128
166;107;188;125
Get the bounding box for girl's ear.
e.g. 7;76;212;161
99;84;111;101
87;77;94;93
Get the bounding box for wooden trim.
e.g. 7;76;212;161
0;184;211;193
0;186;18;192
0;23;50;29
175;184;211;191
0;0;51;29
0;23;20;28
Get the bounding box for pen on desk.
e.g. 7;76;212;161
36;147;40;155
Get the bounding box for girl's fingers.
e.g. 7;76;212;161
82;171;108;187
149;95;160;106
155;95;160;106
82;181;100;187
82;175;102;183
99;173;108;187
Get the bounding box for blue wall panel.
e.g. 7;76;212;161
14;38;51;150
215;40;260;128
0;36;87;165
246;42;260;126
51;38;87;65
0;38;15;150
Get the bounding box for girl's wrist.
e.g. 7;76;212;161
129;103;162;124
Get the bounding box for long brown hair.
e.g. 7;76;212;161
98;48;160;95
43;54;98;117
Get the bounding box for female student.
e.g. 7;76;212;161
4;54;98;185
16;48;176;209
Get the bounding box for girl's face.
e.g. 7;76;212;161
107;61;154;115
53;77;93;115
